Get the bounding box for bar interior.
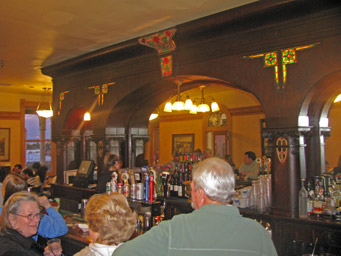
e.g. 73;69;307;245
0;1;340;255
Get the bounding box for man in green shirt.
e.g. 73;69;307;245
239;151;259;180
114;157;277;256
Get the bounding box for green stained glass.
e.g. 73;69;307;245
94;85;100;95
102;84;108;94
282;48;296;64
264;52;277;67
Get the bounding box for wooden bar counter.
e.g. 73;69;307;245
164;198;341;256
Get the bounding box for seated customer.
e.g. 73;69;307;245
239;151;258;180
22;168;42;187
74;192;137;256
114;157;277;256
0;191;44;255
0;174;68;241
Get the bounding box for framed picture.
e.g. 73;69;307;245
172;134;194;154
0;128;10;161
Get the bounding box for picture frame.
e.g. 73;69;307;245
172;134;194;154
0;128;10;161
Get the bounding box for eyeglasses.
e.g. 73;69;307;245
10;211;44;221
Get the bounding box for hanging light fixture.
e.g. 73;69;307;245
172;81;185;111
334;94;341;103
197;86;210;112
164;98;173;112
36;88;53;118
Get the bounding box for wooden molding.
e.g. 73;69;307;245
229;105;263;116
0;111;20;120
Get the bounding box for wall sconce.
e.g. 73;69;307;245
84;112;91;121
36;88;53;118
149;108;159;121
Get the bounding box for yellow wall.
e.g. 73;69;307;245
0;92;50;169
325;103;341;168
232;114;265;169
159;116;204;164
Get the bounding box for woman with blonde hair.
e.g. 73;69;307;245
74;192;137;256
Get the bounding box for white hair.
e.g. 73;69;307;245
192;157;235;203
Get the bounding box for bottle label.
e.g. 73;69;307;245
178;186;182;197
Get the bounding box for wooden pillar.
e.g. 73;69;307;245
264;127;312;217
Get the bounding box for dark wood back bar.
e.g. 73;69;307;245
164;199;341;256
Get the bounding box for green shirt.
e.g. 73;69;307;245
114;204;277;256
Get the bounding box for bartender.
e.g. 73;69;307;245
97;154;120;193
239;151;258;180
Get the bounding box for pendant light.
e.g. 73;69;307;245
36;88;53;118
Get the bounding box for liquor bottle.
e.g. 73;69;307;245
173;166;179;198
299;178;308;218
130;169;136;199
169;174;174;197
149;173;155;202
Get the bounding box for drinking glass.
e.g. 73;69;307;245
46;238;63;256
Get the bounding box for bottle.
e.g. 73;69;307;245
149;173;155;202
299;178;308;218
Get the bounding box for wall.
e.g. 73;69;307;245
325;102;341;169
232;114;265;169
0;92;49;169
159;116;204;164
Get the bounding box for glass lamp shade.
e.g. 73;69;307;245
190;104;198;114
164;101;173;112
149;113;158;121
184;98;193;110
36;109;53;118
172;100;185;111
84;112;91;121
211;101;220;112
197;103;210;112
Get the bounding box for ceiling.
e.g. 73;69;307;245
0;0;258;95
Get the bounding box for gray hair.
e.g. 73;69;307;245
192;157;235;203
0;191;39;235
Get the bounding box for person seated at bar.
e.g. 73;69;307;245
166;151;181;172
12;164;23;176
32;162;41;175
203;148;213;159
0;191;45;255
239;151;258;180
114;157;277;256
72;192;137;256
97;154;120;193
0;174;68;241
22;168;42;187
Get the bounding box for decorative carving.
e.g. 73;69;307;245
138;28;177;54
88;82;115;105
58;91;70;115
244;42;319;90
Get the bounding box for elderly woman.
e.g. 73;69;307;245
74;192;137;256
0;174;68;241
0;191;44;255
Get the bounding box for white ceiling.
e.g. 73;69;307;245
0;0;257;94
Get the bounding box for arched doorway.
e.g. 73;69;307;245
299;71;341;181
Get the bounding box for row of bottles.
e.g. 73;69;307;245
298;174;341;219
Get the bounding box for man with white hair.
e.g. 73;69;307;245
114;157;277;256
